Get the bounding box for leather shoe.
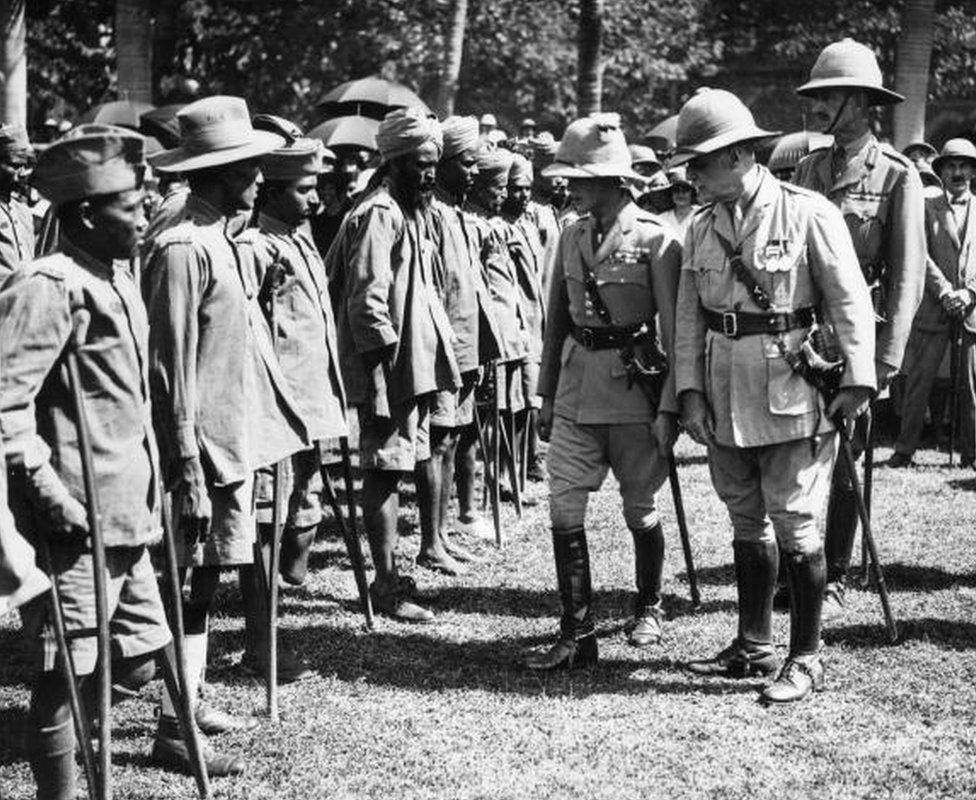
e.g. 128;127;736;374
761;656;824;704
820;582;846;624
151;715;246;777
370;581;434;623
686;640;781;678
240;648;314;684
194;702;259;735
887;452;914;468
627;608;663;647
524;635;598;671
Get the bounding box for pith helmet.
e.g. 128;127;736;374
796;38;904;106
542;113;640;180
932;138;976;175
670;88;779;167
903;141;937;159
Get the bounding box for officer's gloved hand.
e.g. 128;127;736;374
827;385;872;432
679;390;716;447
175;455;211;546
538;397;554;443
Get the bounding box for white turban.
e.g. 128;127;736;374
441;116;480;160
376;107;443;162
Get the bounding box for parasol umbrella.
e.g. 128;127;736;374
79;99;155;129
646;114;679;152
308;116;380;152
140;104;185;149
317;77;430;120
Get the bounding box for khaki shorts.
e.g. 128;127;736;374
22;543;171;675
521;360;541;410
431;371;478;428
359;396;431;471
547;415;668;530
255;447;324;529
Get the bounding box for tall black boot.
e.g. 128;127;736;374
524;527;597;670
762;549;827;704
628;523;665;646
687;539;781;677
823;465;858;621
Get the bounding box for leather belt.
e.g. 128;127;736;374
571;324;646;350
703;306;818;339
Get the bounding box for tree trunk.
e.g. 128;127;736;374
0;0;26;128
435;0;468;118
577;0;604;116
892;0;935;150
152;0;180;103
115;0;153;104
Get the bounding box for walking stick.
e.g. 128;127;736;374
666;453;700;607
836;419;899;643
472;399;502;546
320;451;374;629
267;460;285;722
38;538;99;800
949;319;963;467
858;407;874;588
65;318;112;800
157;493;211;798
490;364;503;545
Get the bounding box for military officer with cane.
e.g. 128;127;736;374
526;113;682;670
792;39;926;622
673;89;876;703
0;124;177;798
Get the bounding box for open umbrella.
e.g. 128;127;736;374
308;116;380;152
140;104;185;148
79;100;155;129
317;77;430;120
646;114;679;152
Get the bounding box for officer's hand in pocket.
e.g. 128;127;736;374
653;412;679;453
679;391;716;447
176;456;211;545
538;397;554;443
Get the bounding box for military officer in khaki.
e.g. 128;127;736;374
673;89;876;703
526;114;681;671
793;38;926;622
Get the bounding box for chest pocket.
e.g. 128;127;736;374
841;192;887;269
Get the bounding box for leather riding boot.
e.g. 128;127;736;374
524;528;597;670
278;524;317;585
763;549;827;704
628;523;665;647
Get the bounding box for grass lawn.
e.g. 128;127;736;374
2;434;976;799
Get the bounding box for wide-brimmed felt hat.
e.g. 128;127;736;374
796;39;903;106
261;138;334;181
669;88;779;167
933;138;976;175
542;113;640;181
149;96;283;173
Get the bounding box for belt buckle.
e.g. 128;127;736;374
721;312;738;339
581;327;596;349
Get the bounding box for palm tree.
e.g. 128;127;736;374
436;0;468;118
115;0;153;104
577;0;604;116
0;0;26;128
892;0;936;150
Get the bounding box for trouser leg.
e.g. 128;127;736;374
961;334;976;463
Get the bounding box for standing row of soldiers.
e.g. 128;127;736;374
0;34;935;799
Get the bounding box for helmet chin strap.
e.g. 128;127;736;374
822;91;853;137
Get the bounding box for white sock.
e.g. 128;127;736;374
159;630;208;719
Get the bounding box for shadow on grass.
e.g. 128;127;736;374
826;617;976;651
947;476;976;491
876;563;976;591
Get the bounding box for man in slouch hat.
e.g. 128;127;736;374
145;96;307;772
326;108;460;620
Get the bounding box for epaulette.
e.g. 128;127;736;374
779;181;821;201
29;252;74;282
152;220;200;249
877;142;912;169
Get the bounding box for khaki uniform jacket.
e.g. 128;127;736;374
429;195;502;371
326;184;461;409
0;196;34;284
539;202;681;424
526;200;560;301
465;204;530;364
0;241;161;547
674;167;876;448
237;213;348;441
794;136;926;370
145;194;307;487
506;211;547;361
913;192;976;335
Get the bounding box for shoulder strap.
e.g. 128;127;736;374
713;235;774;312
579;256;617;326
